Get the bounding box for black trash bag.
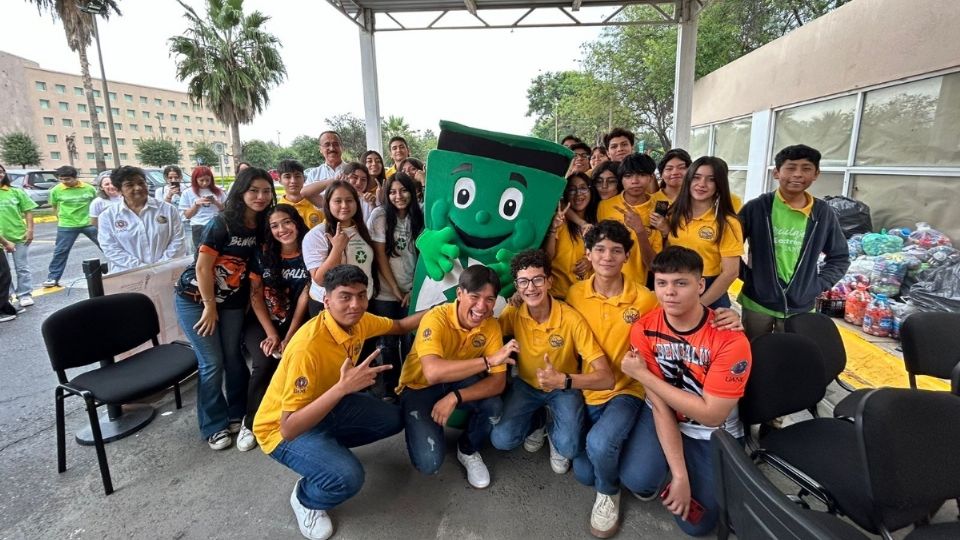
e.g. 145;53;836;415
824;196;873;238
909;261;960;313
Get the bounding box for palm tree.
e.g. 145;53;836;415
28;0;120;172
169;0;286;167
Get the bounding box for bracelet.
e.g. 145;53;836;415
482;356;491;370
452;389;463;406
564;373;573;390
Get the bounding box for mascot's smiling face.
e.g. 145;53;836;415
426;150;562;260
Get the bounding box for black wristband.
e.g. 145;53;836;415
452;389;463;406
564;373;573;390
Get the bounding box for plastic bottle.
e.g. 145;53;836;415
844;283;871;326
862;294;894;337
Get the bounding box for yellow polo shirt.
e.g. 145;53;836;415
666;209;744;277
548;224;590;299
498;299;604;388
597;193;663;284
283;195;323;229
253;311;394;454
397;302;505;392
566;275;658;405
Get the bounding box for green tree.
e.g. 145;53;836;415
0;132;42;168
192;141;219;167
169;0;286;167
136;138;181;167
28;0;120;171
325;114;367;161
241;139;276;169
289;135;322;168
527;71;632;145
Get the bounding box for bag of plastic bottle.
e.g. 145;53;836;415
824;196;873;238
863;294;894;337
887;299;918;340
909;261;960;313
926;245;960;268
869;253;920;297
861;232;903;256
844;283;872;326
847;234;865;259
907;222;952;249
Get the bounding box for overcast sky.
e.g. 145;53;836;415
4;0;611;146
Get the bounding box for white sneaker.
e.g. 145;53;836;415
237;425;257;452
42;279;59;288
457;448;491;489
0;314;15;323
523;426;546;452
207;429;232;450
290;480;333;540
590;491;621;538
227;420;242;434
19;296;34;307
547;436;570;474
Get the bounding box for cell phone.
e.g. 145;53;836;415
654;200;670;216
660;483;705;526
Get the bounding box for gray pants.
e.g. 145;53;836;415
742;306;786;341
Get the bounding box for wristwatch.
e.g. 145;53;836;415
564;373;573;390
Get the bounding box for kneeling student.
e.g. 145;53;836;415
397;264;520;489
253;265;424;540
620;246;752;537
491;249;614;475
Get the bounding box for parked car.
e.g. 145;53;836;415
5;169;58;207
94;168;188;198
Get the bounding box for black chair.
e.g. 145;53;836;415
784;312;856;398
851;388;960;539
42;292;197;495
712;429;868;540
834;312;960;418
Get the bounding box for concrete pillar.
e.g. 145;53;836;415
671;0;700;150
745;109;773;202
358;9;382;154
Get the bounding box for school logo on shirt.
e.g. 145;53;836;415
698;225;716;241
422;328;432;340
156;215;168;224
549;334;564;348
472;334;487;348
114;219;128;230
396;236;408;251
350;342;361;358
293;376;309;394
355;249;368;264
726;359;750;383
622;307;640;324
309;214;321;226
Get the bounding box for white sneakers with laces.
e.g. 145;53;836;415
290;480;333;540
236;425;257;452
206;429;232;451
590;490;621;538
547;436;570;474
457;448;491;489
523;426;546;452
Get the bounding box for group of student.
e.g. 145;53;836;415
3;128;849;539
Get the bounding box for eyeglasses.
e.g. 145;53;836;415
515;276;547;289
565;187;590;195
573;152;590;159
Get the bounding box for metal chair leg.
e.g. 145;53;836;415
82;394;113;495
173;381;183;409
55;387;67;473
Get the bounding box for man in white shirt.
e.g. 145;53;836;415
302;131;347;208
99;166;187;273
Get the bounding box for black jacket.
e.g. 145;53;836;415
738;192;850;316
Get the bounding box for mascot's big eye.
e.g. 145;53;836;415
499;187;524;220
453;177;476;209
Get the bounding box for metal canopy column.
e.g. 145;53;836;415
671;0;700;149
358;8;383;153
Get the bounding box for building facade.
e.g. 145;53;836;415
0;50;233;177
688;0;960;240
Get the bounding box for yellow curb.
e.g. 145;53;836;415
34;215;58;223
31;286;65;297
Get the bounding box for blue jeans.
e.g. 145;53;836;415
7;242;32;298
703;275;731;309
490;379;584;459
400;374;503;475
174;294;248;438
572;394;643;495
619;405;725;536
369;298;413;397
270;393;403;510
47;225;98;281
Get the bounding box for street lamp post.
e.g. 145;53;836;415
80;1;120;169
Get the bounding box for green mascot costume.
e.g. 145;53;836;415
412;120;573;312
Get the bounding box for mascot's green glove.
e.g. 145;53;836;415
490;248;517;298
416;226;461;281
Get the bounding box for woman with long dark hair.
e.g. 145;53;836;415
174;167;276;450
301;180;379;316
368;172;424;399
544;172;599;300
591;161;622;201
236;204;311;451
341;161;377;221
179;165;226;252
362;150;387;189
662;156;744;309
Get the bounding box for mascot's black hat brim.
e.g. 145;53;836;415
437;120;574;179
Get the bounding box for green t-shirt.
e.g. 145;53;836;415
49;182;97;228
0;187;38;243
